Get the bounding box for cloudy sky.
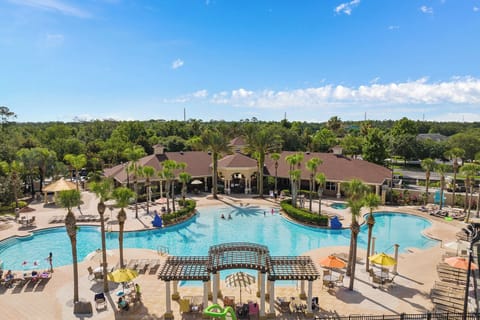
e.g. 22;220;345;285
1;0;480;123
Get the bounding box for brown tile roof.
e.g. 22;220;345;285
264;151;391;185
229;136;246;147
218;153;257;168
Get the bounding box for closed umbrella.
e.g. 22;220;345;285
86;249;114;265
224;271;255;303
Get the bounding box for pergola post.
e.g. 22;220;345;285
212;272;218;304
260;272;266;317
203;280;209;310
300;280;305;296
306;280;313;315
165;281;172;316
172;280;178;295
393;244;400;274
336;182;341;198
269;280;275;315
371;237;376;255
257;271;261;294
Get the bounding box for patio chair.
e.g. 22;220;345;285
94;292;107;310
179;298;191;313
248;301;259;317
335;274;344;287
223;295;235;308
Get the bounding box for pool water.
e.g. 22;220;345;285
331;202;348;210
0;206;437;271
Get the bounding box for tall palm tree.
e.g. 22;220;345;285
285;153;303;207
161;160;179;212
435;163;449;210
315;173;326;215
34;147;57;193
420;158;436;205
461;163;480;222
245;126;281;198
179;171;192;203
364;192;381;272
124;145;146;218
306;157;322;211
112;186;135;268
64;154;87;191
140;165;155;214
194;128;231;199
444;147;465;206
270;153;281;196
89;178;113;292
57;189;82;303
343;178;368;290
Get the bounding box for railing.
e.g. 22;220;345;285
315;312;480;320
157;245;169;256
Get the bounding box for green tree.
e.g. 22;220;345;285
421;158;436;205
312;128;337;152
285;153;303;207
270;153;281;196
340;134;363;158
140;165;156;214
34;147;57;193
57;189;82;303
179;171;192;203
326;116;344;137
364;192;381;272
444;147;465;206
112;186;135;267
460;163;480;221
89;179;113;292
16;148;39;197
0;106;16;131
123;145;146;218
435;163;450;210
306;157;322;211
362;128;388;165
0;160;23;208
315;173;326;215
64;154;87;191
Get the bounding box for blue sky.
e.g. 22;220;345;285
1;0;480;123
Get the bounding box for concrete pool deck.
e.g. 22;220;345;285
0;191;468;319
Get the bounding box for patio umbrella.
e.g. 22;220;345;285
445;256;478;270
369;252;397;266
224;271;255;303
107;268;139;287
319;255;346;269
86;249;114;265
191;179;203;185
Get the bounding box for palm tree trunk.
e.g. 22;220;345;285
318;193;322;215
439;177;445;210
70;236;79;302
212;154;218;199
309;177;313;212
425;173;430;205
452;165;457;206
146;181;150;214
134;179;138;219
172;182;176;212
366;225;373;272
349;234;358;290
118;212;125;268
259;158;264;198
98;203;109;292
347;232;354;276
166;182;171;213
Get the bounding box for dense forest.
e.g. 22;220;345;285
1;106;480;208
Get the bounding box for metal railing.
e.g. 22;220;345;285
314;312;479;320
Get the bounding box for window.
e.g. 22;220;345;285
326;182;336;191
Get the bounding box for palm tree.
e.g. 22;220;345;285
179;172;192;203
0;160;23;209
270;153;281;196
16;148;38;198
343;178;368;290
57;189;82;303
34;147;57;193
435;163;449;210
245;126;281;197
140;166;155;214
306;158;322;211
420;158;436;205
364;192;381;272
89;178;113;292
112;186;135;268
315;173;326;215
285;153;303;207
194;128;231;199
461;163;480;222
124;145;146;218
64;154;87;191
161;160;180;212
444;147;465;206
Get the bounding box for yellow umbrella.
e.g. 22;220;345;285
107;268;139;283
368;252;397;266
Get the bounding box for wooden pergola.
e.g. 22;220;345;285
158;242;320;317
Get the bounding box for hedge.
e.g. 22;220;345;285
161;199;197;225
280;199;329;227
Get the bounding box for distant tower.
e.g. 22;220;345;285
284;112;287;121
184;108;186;122
364;112;367;121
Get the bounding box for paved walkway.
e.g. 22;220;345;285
0;191;468;319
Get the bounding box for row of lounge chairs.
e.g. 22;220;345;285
431;281;465;313
275;297;312;314
48;215;110;223
1;271;52;289
123;259;162;275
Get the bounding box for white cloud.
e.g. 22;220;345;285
388;25;400;30
171;58;184;69
474;6;479;12
8;0;90;18
420;5;433;14
334;0;360;15
167;77;480;110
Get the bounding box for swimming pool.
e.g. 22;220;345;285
0;206;437;270
331;202;348;210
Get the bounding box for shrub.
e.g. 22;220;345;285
162;199;196;225
280;200;328;227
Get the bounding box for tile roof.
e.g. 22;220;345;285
218;153;257;168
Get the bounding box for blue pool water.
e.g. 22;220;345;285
331;202;348;210
0;206;437;271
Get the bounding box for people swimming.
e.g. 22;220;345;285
228;213;232;220
221;214;225;219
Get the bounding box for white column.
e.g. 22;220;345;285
269;280;275;315
212;272;218;304
306;280;313;313
257;271;261;293
393;244;400;274
336;182;341;198
375;184;380;195
165;281;171;314
204;177;208;192
173;281;178;295
260;272;266;317
160;181;163;199
371;237;376;255
203;281;209;309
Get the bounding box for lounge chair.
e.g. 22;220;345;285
179;297;191;313
149;259;161;274
311;297;319;311
276;297;291;313
191;296;203;312
94;292;107;310
87;266;103;281
335;274;344;287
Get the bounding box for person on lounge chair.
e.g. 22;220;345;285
117;297;129;311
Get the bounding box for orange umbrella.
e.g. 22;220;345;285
319;255;346;269
445;256;478;270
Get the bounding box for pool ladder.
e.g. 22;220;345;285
157;245;169;256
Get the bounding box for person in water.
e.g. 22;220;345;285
228;213;232;219
221;214;225;219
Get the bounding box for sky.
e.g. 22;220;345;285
1;0;480;123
